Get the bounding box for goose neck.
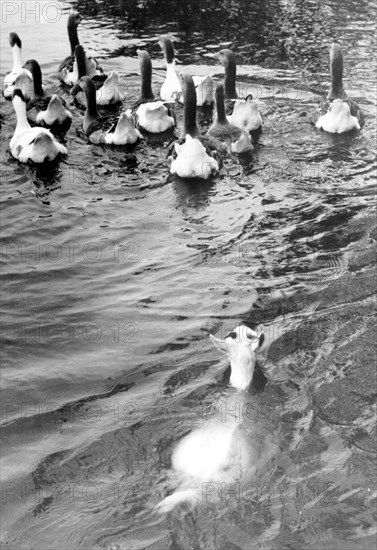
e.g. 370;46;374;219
224;59;237;99
14;98;31;133
12;45;23;72
68;22;80;55
215;86;227;124
229;352;255;390
329;44;345;99
82;79;99;118
140;55;154;100
29;61;44;96
183;79;199;137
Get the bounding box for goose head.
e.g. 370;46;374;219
159;35;176;65
9;32;23;70
217;48;237;99
9;32;23;71
137;49;155;101
210;325;264;390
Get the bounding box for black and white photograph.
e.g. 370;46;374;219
1;0;376;548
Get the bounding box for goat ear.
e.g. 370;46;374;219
257;333;265;350
210;334;228;353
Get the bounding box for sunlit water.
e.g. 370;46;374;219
1;0;376;549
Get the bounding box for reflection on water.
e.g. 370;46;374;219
0;0;376;548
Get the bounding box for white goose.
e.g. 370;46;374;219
313;42;362;133
156;323;265;513
159;35;214;106
207;84;253;154
134;50;175;133
10;90;67;163
217;49;263;132
3;33;33;100
74;71;126;108
71;77;141;145
168;74;220;179
58;10;106;86
20;59;72;134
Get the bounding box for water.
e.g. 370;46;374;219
1;0;376;548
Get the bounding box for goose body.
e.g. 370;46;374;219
208;84;253;153
71;77;140;145
74;71;125;108
96;71;125;105
58;11;105;86
170;134;219;179
10;90;67;163
134;50;175;133
3;33;33;100
227;98;263;132
22;60;72;133
313;42;362;133
217;48;263;132
90;111;142;145
35;95;72;134
159;36;214;106
315;99;360;133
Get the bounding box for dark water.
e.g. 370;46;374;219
1;0;376;548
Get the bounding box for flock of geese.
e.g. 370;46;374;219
4;9;363;179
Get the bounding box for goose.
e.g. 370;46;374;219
58;10;106;86
59;43;88;87
159;35;214;106
3;33;33;100
20;60;72;134
313;42;362;133
208;84;253;153
74;71;125;108
169;74;221;179
71;77;141;145
134;50;175;133
217;48;263;132
156;323;265;513
10;89;67;163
